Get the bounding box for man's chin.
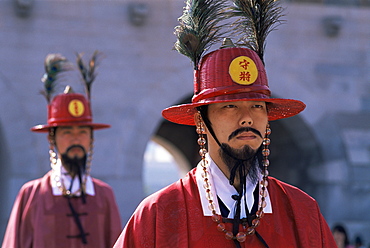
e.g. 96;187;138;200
68;147;84;153
61;153;87;176
65;154;84;162
67;151;85;159
230;138;261;149
220;143;258;161
232;144;258;153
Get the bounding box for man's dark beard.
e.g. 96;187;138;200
219;143;260;188
61;145;87;178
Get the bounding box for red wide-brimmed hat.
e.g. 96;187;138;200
31;90;110;133
162;46;305;126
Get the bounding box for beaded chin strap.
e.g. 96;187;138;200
49;128;94;197
196;113;271;243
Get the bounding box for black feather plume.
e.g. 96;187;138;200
76;50;102;101
231;0;285;65
174;0;230;70
41;54;73;103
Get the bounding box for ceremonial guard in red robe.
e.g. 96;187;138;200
114;0;337;247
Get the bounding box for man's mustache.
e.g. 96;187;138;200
66;144;86;154
228;127;262;141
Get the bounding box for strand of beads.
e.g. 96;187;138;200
49;128;72;196
49;147;75;196
250;124;271;235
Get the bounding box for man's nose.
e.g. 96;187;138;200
239;111;253;126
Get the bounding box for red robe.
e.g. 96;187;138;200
114;168;336;248
2;171;122;248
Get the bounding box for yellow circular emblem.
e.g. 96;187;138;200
68;100;85;117
229;56;258;85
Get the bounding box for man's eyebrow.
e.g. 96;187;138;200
59;126;72;130
77;126;90;129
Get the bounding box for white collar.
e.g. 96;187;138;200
50;159;95;196
196;153;272;218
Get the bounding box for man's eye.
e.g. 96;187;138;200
223;104;236;108
253;104;264;108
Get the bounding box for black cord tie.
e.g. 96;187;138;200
233;184;270;248
232;193;242;248
66;197;89;244
65;176;88;244
256;231;269;248
77;166;86;204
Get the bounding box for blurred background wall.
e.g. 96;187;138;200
0;0;369;245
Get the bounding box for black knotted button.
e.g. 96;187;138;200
231;194;240;201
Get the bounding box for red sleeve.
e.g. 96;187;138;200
271;178;337;247
93;179;123;247
113;194;159;248
2;180;40;248
113;177;193;248
317;205;337;247
104;186;123;247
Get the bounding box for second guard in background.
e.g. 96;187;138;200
2;52;122;248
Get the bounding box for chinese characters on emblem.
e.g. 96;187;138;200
73;101;80;115
239;59;251;82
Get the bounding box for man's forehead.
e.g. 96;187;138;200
209;100;267;106
57;125;91;130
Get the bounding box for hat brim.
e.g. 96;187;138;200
31;122;111;133
162;98;306;126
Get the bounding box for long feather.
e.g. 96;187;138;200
76;50;101;100
231;0;285;64
40;54;72;103
174;0;230;70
